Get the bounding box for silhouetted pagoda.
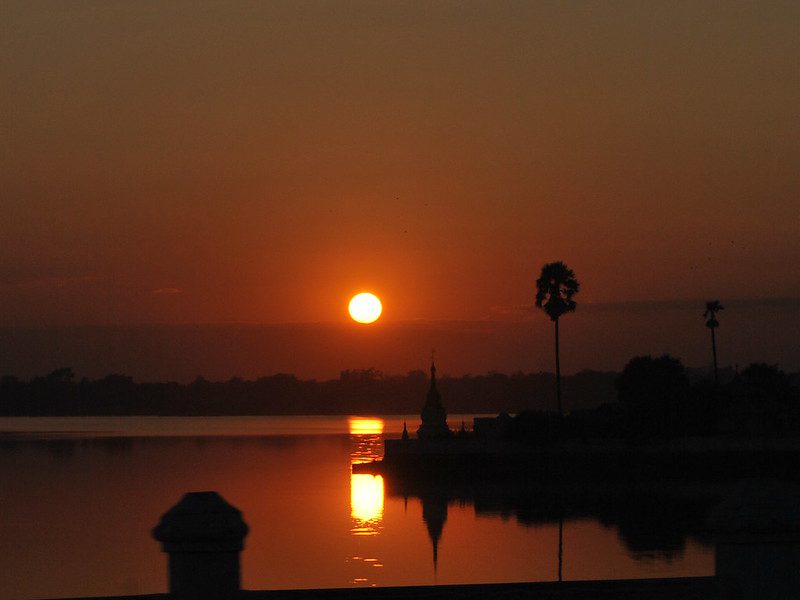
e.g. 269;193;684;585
416;361;451;440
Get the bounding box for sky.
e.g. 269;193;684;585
1;2;798;379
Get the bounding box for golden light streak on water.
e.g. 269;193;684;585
349;416;386;543
348;417;384;435
350;473;384;533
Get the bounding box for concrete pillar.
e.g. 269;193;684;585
709;479;800;600
153;491;249;600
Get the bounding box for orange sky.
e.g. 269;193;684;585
1;2;798;376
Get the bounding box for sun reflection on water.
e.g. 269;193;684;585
349;417;386;544
350;473;384;531
348;417;384;436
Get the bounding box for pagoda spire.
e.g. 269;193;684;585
417;355;450;440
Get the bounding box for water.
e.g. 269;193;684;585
0;416;715;599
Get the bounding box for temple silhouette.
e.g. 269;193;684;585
416;361;451;440
350;358;519;481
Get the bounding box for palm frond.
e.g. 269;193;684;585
703;300;724;317
535;261;580;320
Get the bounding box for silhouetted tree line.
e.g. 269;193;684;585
2;360;798;440
0;367;617;416
510;356;800;443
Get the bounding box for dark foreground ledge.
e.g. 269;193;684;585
49;576;716;600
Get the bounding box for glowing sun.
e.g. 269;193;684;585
348;292;382;324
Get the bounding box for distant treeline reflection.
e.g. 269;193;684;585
0;434;310;457
385;479;717;560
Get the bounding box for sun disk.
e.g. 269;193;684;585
348;293;382;324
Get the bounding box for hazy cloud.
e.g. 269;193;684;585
0;273;98;289
489;304;535;317
490;298;800;318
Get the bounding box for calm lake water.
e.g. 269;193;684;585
0;416;715;599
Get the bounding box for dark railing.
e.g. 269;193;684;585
47;479;800;600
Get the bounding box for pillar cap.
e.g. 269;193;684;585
153;491;249;552
709;479;800;535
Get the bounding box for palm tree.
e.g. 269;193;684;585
703;300;724;385
535;261;580;416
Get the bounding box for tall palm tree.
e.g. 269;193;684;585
535;261;579;416
704;300;724;385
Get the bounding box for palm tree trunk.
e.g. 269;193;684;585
558;515;563;582
554;318;562;416
711;327;718;385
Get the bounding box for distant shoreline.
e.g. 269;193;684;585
0;369;622;416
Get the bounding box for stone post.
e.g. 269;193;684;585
153;491;249;600
709;479;800;600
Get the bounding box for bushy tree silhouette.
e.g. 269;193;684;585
741;363;793;401
535;261;579;416
703;301;723;384
616;354;690;440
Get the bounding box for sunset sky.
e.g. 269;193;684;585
2;2;798;379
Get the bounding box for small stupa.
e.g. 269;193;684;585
416;360;451;440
